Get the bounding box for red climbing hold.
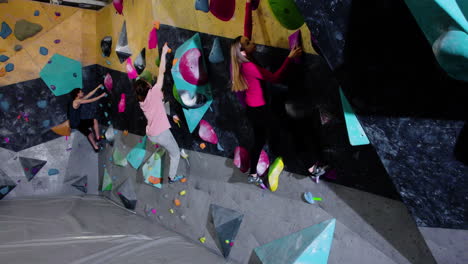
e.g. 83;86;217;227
210;0;235;21
179;48;208;85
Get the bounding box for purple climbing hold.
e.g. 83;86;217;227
73;72;78;78
39;47;48;56
50;85;56;90
54;12;61;17
54;39;61;44
5;63;14;72
48;60;52;64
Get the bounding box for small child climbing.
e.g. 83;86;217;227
230;0;302;188
133;43;185;184
68;85;107;152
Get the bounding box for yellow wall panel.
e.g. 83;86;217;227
151;0;316;54
39;2;79;27
0;49;40;86
82;9;97;66
23;11;83;71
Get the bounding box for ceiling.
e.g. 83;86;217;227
32;0;111;10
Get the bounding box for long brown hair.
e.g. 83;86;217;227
230;36;249;92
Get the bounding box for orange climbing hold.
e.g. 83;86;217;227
180;178;187;183
148;176;161;184
174;199;181;207
153;21;160;29
200;143;206;149
0;67;6;77
123;130;129;136
172;58;178;66
51;120;71;136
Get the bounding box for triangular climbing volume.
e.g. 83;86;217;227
19;157;47;181
254;219;336;264
142;149;165;189
0;169;16;200
116;21;132;63
210;204;244;258
126;136;147;169
71;176;88;193
117;178;137;210
102;168;113;191
339;88;369;146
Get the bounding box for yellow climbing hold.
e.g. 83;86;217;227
179;190;186;196
225;240;230;244
199;237;206;243
169;209;174;214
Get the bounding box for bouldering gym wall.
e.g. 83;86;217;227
0;0;467;263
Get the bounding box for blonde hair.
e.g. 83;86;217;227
230;36;250;92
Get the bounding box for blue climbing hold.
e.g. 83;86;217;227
37;100;47;109
5;63;14;72
195;0;209;12
0;55;9;62
104;112;108;117
39;47;48;56
48;168;59;176
209;38;224;63
42;120;50;128
34;10;40;16
0;101;9;111
0;22;12;39
106;60;111;65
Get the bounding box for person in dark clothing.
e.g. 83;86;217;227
68;86;106;152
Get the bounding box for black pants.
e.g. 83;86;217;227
246;106;268;174
76;119;94;136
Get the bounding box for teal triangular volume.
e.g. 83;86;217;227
39;54;83;96
254;219;336;264
171;33;213;133
127;136;147;169
19;156;47;181
339;88;369;146
210;204;244;258
142;149;165;189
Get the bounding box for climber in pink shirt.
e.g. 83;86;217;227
230;0;303;187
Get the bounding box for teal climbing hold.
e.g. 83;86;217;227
0;21;12;39
142;149;165;189
37;100;47;108
42;120;50;128
5;63;14;72
254;219;336;264
339;87;369;146
209;37;224;63
48;168;59;176
0;55;9;62
39;47;48;55
195;0;209;13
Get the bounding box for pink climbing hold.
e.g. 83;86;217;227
104;73;113;92
209;0;235;21
113;0;124;15
126;58;138;79
234;146;250;173
198;120;218;144
118;93;126;113
256;150;270;176
179;48;208;85
148;27;158;50
151;209;157;214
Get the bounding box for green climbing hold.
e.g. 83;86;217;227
14;19;43;41
268;0;305;30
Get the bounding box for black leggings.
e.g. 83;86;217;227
76;119;94;136
246;106;272;175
